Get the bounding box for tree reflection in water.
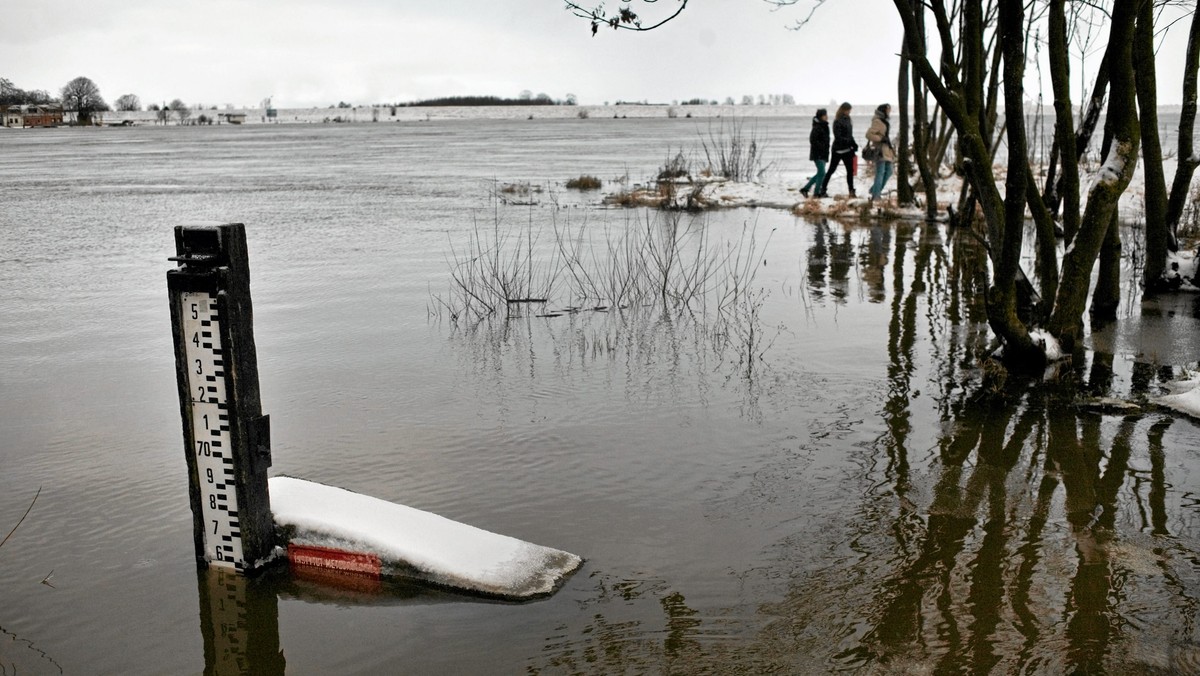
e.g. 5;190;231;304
524;219;1199;674
820;220;1199;674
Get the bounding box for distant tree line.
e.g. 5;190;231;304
398;92;577;107
0;78;55;106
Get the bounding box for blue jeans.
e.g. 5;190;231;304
871;160;894;200
802;160;827;193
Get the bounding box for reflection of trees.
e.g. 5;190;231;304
789;220;1198;672
846;221;1199;672
532;573;716;674
450;298;780;422
518;219;1199;673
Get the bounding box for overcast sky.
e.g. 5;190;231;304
4;0;1193;109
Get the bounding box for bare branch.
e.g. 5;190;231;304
759;0;829;31
0;486;41;554
564;0;689;35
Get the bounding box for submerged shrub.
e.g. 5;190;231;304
699;117;772;182
499;182;542;195
658;150;690;180
432;205;771;327
566;175;602;191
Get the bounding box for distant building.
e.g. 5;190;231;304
221;112;247;125
2;104;64;128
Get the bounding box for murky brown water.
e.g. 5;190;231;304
1;121;1198;674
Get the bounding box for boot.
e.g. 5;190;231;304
801;187;810;198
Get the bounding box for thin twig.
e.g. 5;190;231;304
0;486;42;553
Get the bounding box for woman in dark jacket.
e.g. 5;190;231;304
801;108;829;198
819;102;857;198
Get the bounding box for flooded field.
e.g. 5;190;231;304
1;119;1198;674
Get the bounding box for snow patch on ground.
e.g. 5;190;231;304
1156;372;1200;420
1029;328;1066;362
1164;249;1200;290
269;476;582;599
579;157;1187;228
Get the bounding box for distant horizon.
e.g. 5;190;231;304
3;1;1194;111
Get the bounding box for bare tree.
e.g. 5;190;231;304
0;78;52;105
60;76;109;125
114;94;141;112
559;0;1184;363
1046;1;1141;347
1164;7;1200;266
1135;0;1172;291
169;98;191;125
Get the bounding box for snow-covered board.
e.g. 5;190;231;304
269;476;582;600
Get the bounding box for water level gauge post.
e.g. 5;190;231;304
167;223;274;574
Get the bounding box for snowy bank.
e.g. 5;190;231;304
270;476;582;600
1155;373;1200;420
578;155;1199;234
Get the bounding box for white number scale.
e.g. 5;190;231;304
180;291;245;571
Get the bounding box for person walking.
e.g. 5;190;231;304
819;102;857;198
866;103;896;202
801;108;829;198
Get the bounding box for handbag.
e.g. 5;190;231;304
861;141;880;162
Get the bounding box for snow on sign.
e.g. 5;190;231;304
271;477;583;600
168;223;274;573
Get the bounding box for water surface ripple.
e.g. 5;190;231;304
1;121;1198;674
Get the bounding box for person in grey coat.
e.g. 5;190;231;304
866;103;896;201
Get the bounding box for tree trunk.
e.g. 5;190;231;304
987;0;1039;364
905;0;939;220
983;31;1004;146
1047;0;1080;243
1051;49;1111;229
1165;7;1200;249
1134;0;1172;292
932;105;955;167
1044;136;1060;214
913;70;939;220
1048;0;1141;353
1093;209;1122;320
1027;171;1058;317
1075;50;1112;160
897;35;915;206
963;0;985;131
1090;114;1123;319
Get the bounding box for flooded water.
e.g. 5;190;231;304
2;119;1199;674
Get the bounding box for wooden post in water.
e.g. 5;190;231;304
167;223;274;573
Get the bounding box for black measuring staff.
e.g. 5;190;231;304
167;223;273;573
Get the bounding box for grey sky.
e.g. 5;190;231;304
4;1;1193;109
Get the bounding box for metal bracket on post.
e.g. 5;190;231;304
167;223;274;574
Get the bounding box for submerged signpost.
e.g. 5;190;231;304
166;222;581;603
167;223;274;573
